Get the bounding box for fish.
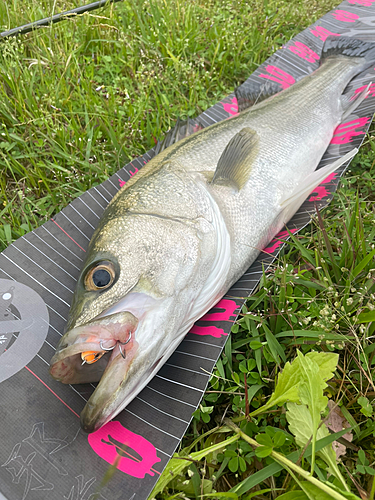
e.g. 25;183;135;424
49;36;374;433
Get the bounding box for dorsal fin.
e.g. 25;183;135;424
154;117;204;155
211;127;259;190
235;81;281;112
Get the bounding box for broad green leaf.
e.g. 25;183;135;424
255;446;273;458
358;396;373;417
250;360;301;415
273;431;286;448
306;352;339;382
250;340;263;350
256;434;273;447
228;456;239;472
286;404;350;491
239;456;247;472
298;354;327;414
357;310;375;323
358;449;366;464
250;351;338;417
297;351;328;472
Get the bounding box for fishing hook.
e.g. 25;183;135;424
99;340;117;351
118;332;132;359
81;332;132;365
98;331;132;359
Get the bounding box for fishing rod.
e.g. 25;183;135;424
0;0;124;40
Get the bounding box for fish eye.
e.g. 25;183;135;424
85;261;116;291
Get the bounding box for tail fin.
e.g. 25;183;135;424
321;36;375;67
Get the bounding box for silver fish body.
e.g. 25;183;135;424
50;37;373;432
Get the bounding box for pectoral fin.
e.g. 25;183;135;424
211;127;259;190
280;149;358;224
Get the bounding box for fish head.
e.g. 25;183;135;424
49;211;209;432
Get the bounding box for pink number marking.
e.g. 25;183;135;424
332;10;359;22
88;421;161;479
352;83;375;100
331;117;370;144
310;26;340;41
118;163;139;188
259;65;295;89
189;299;238;338
190;324;228;338
200;299;238;322
348;0;375;5
289;42;319;63
263;229;298;253
130;164;138;177
222;96;238;116
309;173;337;202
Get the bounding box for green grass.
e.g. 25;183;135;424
0;0;338;250
1;0;375;499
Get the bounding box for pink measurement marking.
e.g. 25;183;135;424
310;26;340;41
332;10;359;22
309;173;337;202
24;366;80;418
263;229;298;253
289;42;319;63
88;421;161;478
348;0;375;5
201;299;238;322
331;117;370;144
51;219;86;252
130;163;139;176
189;299;237;338
222;96;238;116
119;163;140;188
190;324;228;338
352;83;375;100
259;65;295;89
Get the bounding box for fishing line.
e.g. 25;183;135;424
0;0;124;40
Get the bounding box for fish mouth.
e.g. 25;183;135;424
80;351;164;433
50;293;172;432
79;335;142;433
49;311;139;388
49;309;168;433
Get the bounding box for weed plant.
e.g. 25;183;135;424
1;0;375;499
